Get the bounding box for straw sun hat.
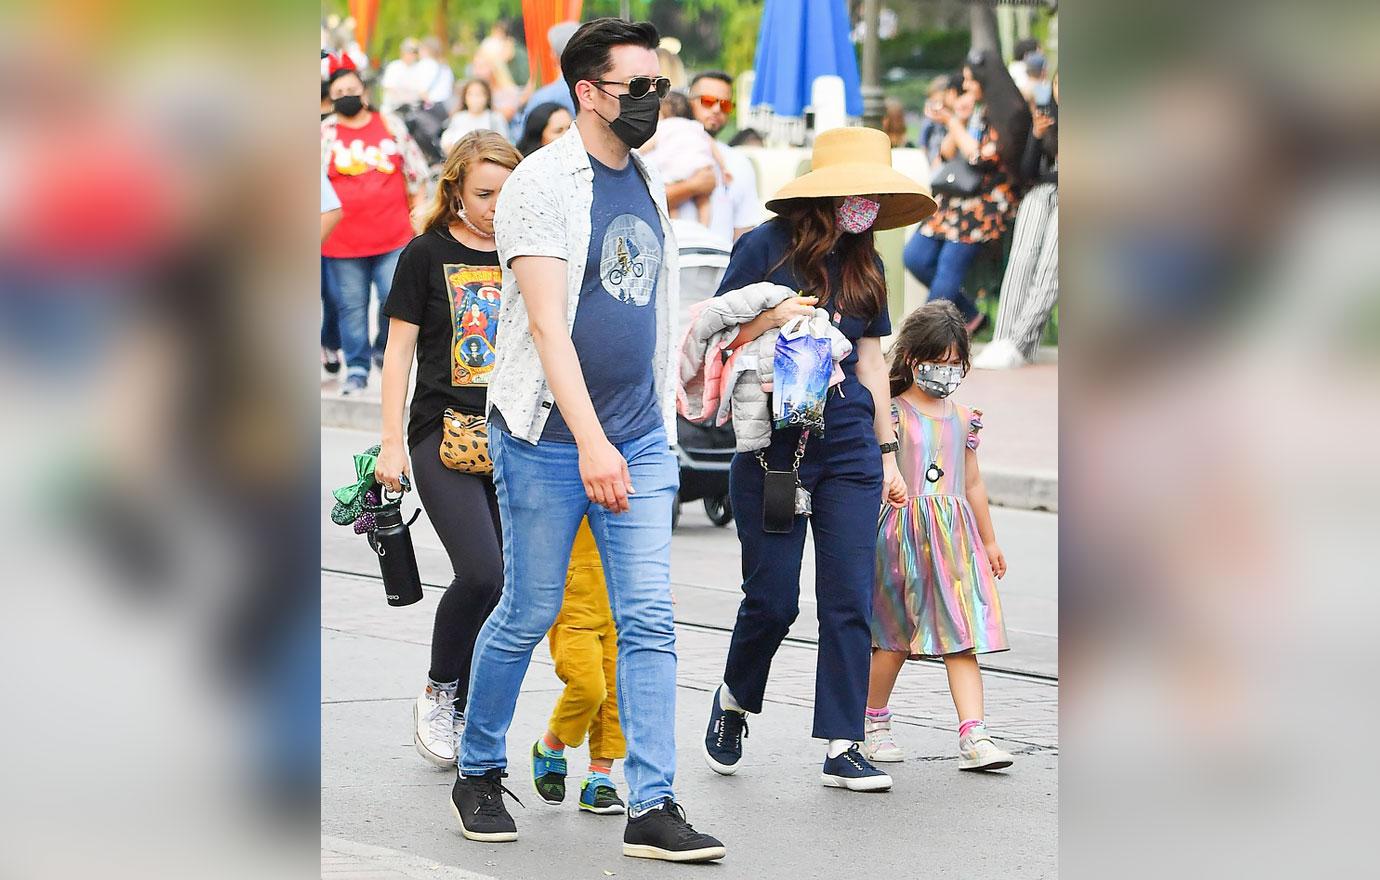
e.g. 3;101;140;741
765;127;936;231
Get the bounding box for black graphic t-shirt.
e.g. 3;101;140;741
542;154;664;444
382;229;502;450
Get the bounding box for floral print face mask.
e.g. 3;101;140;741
836;196;881;234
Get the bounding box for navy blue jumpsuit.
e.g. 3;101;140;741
715;218;888;742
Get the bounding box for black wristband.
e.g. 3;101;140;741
879;441;899;455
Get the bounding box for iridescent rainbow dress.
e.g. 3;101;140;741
872;398;1009;658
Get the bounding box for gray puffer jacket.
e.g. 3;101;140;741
677;282;795;453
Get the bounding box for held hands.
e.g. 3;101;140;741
985;541;1007;579
882;458;908;509
767;295;819;328
375;441;411;494
580;435;636;514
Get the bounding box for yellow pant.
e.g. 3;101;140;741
547;519;625;759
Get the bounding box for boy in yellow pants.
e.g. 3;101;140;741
530;519;627;814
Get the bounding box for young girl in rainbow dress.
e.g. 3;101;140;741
864;301;1014;771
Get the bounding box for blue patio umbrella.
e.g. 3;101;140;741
750;0;863;119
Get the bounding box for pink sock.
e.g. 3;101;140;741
865;706;891;719
958;719;984;738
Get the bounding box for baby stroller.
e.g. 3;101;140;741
672;220;736;530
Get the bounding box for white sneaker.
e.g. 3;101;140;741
862;714;905;763
958;723;1014;771
972;339;1027;370
413;685;459;768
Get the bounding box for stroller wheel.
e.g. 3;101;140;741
671;499;682;531
704;495;733;527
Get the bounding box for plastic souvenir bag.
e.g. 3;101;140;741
772;311;833;431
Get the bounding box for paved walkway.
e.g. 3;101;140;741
323;571;1057;880
322;425;1058;878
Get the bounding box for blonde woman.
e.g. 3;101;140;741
373;131;521;768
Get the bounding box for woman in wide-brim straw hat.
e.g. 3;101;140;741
699;126;935;791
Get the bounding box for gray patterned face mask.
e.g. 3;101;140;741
914;362;965;398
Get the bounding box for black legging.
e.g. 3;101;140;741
410;425;504;710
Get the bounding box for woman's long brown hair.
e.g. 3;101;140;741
769;199;887;320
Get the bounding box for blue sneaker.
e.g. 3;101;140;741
703;686;748;776
339;373;368;397
530;741;567;804
821;744;893;792
578;772;625;815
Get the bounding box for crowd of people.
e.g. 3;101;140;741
321;20;765;394
905;38;1061;368
322;14;1055;866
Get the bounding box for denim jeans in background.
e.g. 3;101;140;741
904;232;982;321
320;256;341;352
460;426;680;815
325;245;403;378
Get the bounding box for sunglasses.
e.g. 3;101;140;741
591;76;671;100
693;94;735;114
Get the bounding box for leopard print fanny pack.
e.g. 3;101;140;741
439;409;492;475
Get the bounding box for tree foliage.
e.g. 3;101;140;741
323;0;767;78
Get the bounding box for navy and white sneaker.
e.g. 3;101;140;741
703;686;748;775
821;744;893;792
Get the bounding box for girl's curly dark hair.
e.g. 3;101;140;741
887;301;970;398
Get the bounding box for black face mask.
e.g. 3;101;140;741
595;88;660;149
333;95;364;118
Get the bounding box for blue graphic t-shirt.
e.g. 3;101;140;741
542;154;664;443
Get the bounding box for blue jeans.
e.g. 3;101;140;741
320;256;340;351
325;246;403;377
904;232;981;321
459;426;680;815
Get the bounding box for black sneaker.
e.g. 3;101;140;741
623;799;726;862
530;741;567;804
322;347;341;374
451;769;523;842
703;686;748;775
821;744;893;792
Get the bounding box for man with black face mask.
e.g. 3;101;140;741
450;17;725;865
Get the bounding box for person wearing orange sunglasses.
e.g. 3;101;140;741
662;71;762;247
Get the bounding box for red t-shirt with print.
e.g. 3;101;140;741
322;113;415;258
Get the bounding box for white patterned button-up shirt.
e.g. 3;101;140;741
488;121;680;445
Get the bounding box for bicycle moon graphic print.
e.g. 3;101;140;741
598;214;661;306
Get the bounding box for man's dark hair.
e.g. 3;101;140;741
1012;38;1039;62
689;70;733;93
561;18;659;107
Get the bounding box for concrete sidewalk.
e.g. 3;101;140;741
322;424;1057;879
320;346;1057;511
323;571;1058;880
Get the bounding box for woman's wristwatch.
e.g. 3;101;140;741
879;440;900;455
